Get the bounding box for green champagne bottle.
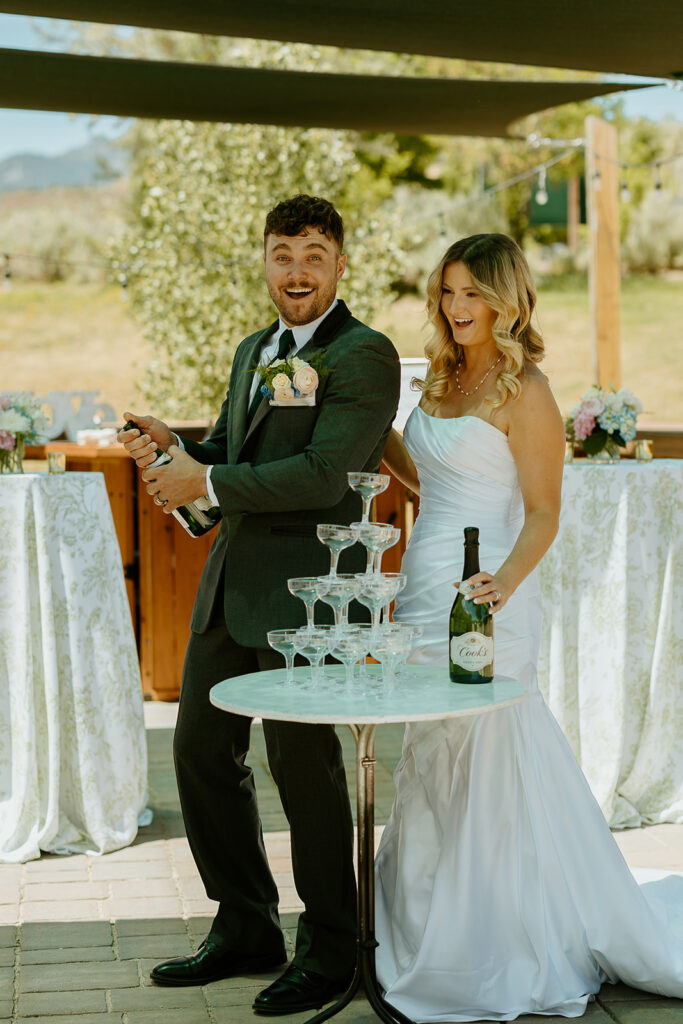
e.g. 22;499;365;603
124;421;221;539
449;526;494;684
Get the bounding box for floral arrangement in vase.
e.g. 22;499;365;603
564;385;642;460
0;392;49;473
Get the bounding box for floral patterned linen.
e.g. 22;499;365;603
538;459;682;829
0;473;149;861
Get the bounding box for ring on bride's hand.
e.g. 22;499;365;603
493;590;501;602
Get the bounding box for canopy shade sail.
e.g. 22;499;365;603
0;49;644;136
0;0;681;79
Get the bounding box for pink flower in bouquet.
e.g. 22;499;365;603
581;394;604;416
0;395;9;411
573;410;596;441
292;366;318;396
273;386;296;401
0;430;15;451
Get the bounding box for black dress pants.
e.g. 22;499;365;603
173;601;357;979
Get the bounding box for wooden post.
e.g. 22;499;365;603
585;115;621;389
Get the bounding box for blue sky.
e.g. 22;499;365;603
0;13;681;162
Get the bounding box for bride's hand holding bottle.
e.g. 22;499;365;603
455;571;509;613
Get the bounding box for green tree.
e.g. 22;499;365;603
64;27;405;417
118;115;401;418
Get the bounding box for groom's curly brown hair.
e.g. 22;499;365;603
264;194;344;251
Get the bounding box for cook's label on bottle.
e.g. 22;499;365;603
450;632;494;670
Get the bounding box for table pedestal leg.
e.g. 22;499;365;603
305;724;414;1024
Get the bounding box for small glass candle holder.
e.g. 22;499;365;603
563;441;574;464
47;452;67;474
635;439;653;461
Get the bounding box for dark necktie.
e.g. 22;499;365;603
246;328;295;425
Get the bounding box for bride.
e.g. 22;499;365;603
376;233;683;1021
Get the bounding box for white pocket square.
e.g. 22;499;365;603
269;393;316;407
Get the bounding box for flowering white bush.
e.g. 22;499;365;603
119;100;401;419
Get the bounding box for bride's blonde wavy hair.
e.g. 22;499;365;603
416;233;545;409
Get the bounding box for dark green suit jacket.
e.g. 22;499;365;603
182;300;401;648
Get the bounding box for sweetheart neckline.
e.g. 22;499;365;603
415;406;509;440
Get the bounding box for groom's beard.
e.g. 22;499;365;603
267;277;337;327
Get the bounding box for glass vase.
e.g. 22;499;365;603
585;439;621;464
0;436;25;474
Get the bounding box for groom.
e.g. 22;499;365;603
119;194;400;1015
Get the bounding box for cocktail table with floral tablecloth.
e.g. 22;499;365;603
537;458;682;829
0;472;149;862
211;664;525;1024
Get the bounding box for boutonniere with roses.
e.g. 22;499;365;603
253;352;330;407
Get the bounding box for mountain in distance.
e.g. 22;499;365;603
0;137;131;193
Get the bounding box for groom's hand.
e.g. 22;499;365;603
142;445;208;512
118;411;176;468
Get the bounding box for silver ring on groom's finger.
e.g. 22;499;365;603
154;495;166;507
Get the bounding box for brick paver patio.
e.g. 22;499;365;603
1;701;682;1023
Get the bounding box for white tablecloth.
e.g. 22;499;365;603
538;459;682;829
0;472;149;861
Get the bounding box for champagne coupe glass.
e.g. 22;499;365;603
316;574;360;629
266;629;298;684
380;571;407;622
352;522;398;575
316;523;360;576
370;623;414;686
338;622;376;688
330;625;369;687
292;627;333;684
347;472;390;523
287;577;324;632
354;573;401;632
395;623;423;669
372;525;401;573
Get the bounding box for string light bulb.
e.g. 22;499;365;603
620;180;632;203
117;268;129;301
2;253;11;292
654;163;663;190
534;167;548;206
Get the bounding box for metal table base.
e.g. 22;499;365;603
306;723;413;1024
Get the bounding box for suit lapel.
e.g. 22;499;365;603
231;322;277;455
296;300;352;363
238;302;353;456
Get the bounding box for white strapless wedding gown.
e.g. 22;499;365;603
375;408;683;1022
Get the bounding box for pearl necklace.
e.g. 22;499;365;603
454;354;503;396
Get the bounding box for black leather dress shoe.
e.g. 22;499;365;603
150;939;286;987
252;963;351;1015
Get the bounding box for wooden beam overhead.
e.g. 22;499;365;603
0;48;646;135
0;0;681;79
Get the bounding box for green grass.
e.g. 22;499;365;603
2;282;153;422
2;276;681;424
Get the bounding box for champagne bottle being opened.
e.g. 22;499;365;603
124;421;221;539
449;526;494;683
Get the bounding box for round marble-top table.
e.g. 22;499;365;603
210;664;526;1024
